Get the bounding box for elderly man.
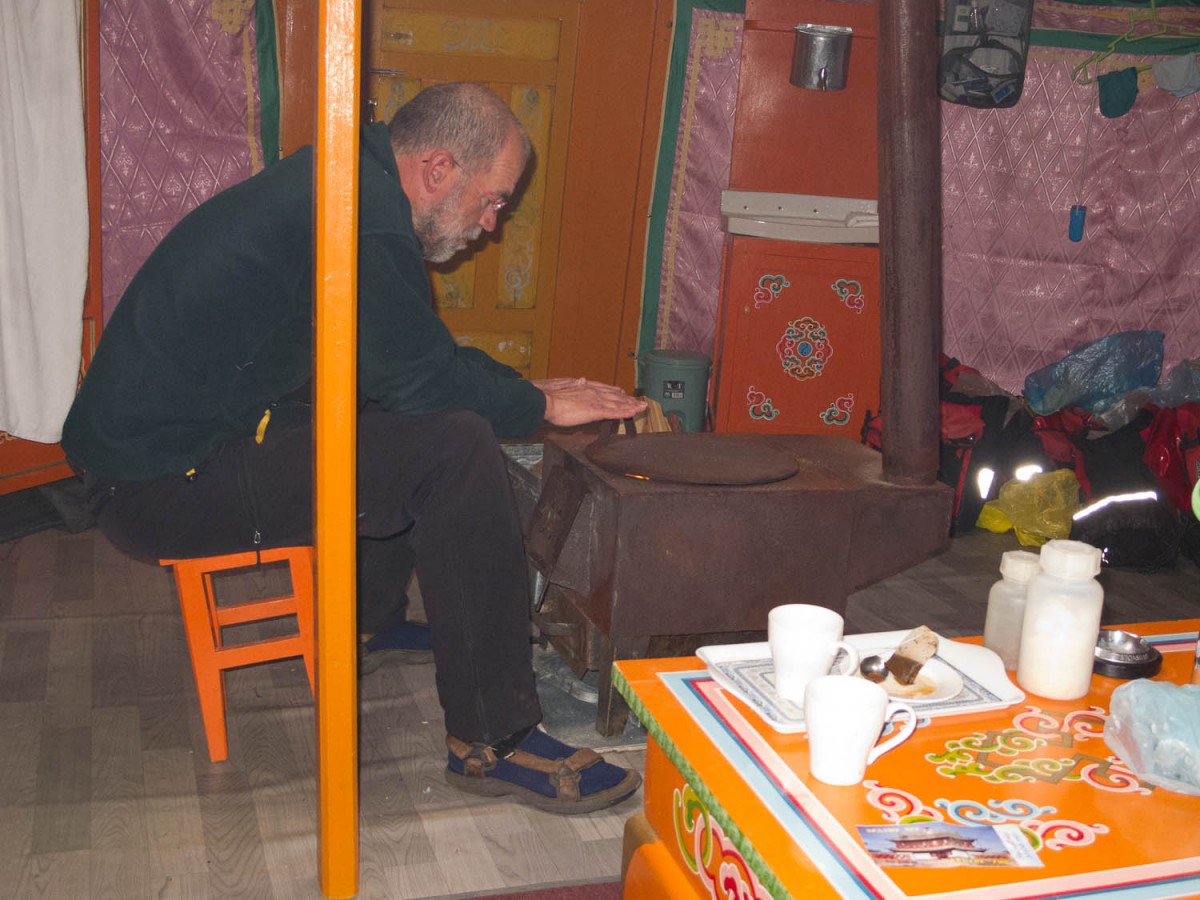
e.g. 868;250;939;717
63;83;644;814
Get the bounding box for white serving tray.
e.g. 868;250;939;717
695;630;1025;734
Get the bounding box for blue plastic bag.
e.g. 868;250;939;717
1104;679;1200;796
1024;331;1164;416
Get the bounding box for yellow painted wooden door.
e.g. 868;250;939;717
365;0;580;377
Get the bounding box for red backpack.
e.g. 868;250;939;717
1141;402;1200;511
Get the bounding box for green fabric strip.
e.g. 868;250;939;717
256;0;281;165
638;0;745;381
1050;0;1198;7
1032;27;1200;54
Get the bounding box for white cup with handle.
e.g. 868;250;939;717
804;674;918;785
767;604;860;703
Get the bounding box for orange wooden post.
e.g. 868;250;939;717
314;0;360;895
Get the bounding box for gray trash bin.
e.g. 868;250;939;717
638;349;712;432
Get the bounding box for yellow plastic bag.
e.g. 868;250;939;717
976;500;1014;534
975;468;1082;547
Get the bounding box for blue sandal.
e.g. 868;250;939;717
445;728;641;815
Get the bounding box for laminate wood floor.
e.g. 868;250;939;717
844;528;1200;637
0;524;1195;898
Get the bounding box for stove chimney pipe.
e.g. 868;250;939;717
877;0;942;486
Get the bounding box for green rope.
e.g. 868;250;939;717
255;0;281;165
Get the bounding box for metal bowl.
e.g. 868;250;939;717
1094;629;1162;679
1096;629;1156;662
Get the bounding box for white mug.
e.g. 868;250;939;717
767;604;860;703
804;675;918;786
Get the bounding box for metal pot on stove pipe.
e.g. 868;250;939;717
791;23;853;91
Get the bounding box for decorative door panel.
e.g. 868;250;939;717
713;236;880;436
366;0;580;377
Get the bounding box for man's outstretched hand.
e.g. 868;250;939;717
534;377;647;427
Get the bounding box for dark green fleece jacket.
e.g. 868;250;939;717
63;123;545;481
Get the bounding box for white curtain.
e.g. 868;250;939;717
0;2;87;443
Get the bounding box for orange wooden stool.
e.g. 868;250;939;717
161;546;315;762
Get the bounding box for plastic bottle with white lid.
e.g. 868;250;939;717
1016;540;1104;700
983;549;1041;670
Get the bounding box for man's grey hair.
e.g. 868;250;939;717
388;82;530;173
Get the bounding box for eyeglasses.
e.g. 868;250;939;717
479;187;507;214
423;154;508;214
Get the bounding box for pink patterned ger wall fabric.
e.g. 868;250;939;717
657;10;744;357
99;0;263;321
941;2;1200;394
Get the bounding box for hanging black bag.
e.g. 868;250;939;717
939;0;1035;108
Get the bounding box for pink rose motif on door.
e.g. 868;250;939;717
820;392;855;425
777;317;833;381
832;278;865;314
753;274;791;308
746;386;780;420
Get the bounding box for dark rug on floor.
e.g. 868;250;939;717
475;880;621;900
0;483;64;544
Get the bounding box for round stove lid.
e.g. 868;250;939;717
584;433;799;486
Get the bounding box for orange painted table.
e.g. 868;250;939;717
615;620;1200;899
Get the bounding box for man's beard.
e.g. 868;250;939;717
414;181;484;264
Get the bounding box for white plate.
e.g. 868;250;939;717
695;631;1024;734
857;650;964;703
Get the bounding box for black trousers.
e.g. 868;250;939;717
83;407;541;745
